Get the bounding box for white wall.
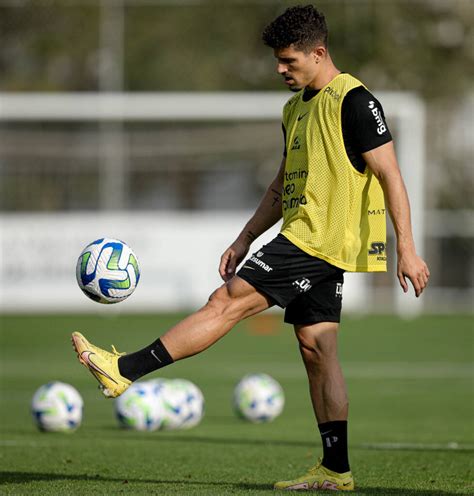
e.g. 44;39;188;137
0;212;369;313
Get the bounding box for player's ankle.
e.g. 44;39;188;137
318;420;350;473
118;338;174;381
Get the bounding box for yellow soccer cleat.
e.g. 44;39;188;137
71;331;131;398
274;458;354;491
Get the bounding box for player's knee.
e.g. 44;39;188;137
206;286;229;314
298;340;324;368
206;285;245;323
296;324;339;368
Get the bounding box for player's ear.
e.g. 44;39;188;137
312;45;326;63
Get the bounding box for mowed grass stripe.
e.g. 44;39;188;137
2;360;472;380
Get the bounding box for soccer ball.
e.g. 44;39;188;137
233;373;284;423
170;379;205;429
31;382;83;432
152;378;205;430
115;381;163;431
76;238;140;304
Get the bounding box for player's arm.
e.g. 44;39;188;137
219;157;285;281
363;142;430;297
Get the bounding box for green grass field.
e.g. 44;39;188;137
0;313;473;495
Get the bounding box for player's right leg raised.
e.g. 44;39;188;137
72;276;272;398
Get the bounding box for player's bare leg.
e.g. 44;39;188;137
274;321;353;491
295;322;348;423
72;276;272;396
292;322;351;476
161;276;272;360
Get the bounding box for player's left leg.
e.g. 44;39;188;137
274;322;354;491
296;323;351;476
296;322;348;424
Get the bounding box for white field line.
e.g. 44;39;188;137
1;439;473;451
342;362;474;379
359;442;474;451
185;361;474;380
0;440;42;447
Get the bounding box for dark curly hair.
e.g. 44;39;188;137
262;5;328;52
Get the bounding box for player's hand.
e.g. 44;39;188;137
397;250;430;297
219;240;250;282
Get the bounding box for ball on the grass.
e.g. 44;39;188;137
31;381;83;432
233;373;284;423
150;378;204;430
115;381;163;431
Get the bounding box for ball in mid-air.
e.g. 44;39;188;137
31;382;83;432
233;373;284;423
76;238;140;304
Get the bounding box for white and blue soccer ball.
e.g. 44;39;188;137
115;381;163;431
31;382;83;432
76;238;140;304
153;378;205;430
233;373;285;423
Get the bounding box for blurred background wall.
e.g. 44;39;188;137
0;0;472;314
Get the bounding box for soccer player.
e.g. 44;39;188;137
72;5;429;491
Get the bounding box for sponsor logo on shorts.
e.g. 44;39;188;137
335;282;343;298
249;255;273;272
292;277;312;293
242;265;255;270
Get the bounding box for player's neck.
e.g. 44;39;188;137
306;58;341;91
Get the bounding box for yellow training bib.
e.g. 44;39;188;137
281;73;387;272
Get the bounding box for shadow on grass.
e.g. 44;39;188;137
0;471;465;495
0;471;267;489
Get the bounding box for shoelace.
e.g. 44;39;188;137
111;345;126;357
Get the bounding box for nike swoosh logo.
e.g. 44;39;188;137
320;430;332;436
343;482;353;486
242;265;255;270
81;351;118;384
150;349;162;363
297;112;308;121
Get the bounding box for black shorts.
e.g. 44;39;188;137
237;234;344;325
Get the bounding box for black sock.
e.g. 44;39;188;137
118;338;174;382
318;420;350;473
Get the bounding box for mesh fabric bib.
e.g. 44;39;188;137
281;73;387;272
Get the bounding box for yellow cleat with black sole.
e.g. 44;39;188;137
274;458;354;491
71;331;131;398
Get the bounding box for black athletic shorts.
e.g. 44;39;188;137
237;234;344;325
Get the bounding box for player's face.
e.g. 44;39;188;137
274;45;318;91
